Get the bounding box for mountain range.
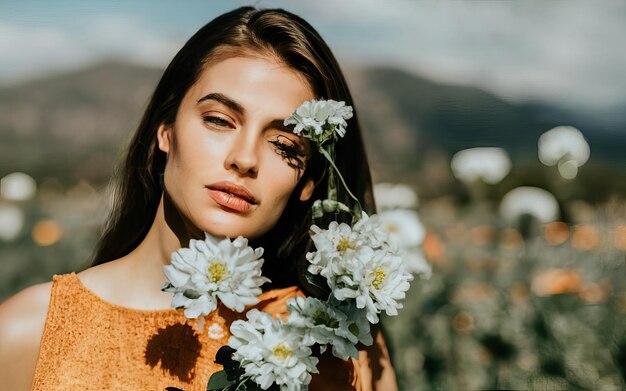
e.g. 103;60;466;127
0;61;624;199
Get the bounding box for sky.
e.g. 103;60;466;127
1;0;625;112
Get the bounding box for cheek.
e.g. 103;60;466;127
168;129;226;180
260;159;301;215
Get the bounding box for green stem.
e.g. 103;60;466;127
318;146;362;216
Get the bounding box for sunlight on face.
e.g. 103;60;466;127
157;55;316;240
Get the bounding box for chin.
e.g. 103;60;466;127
194;208;275;241
196;216;252;240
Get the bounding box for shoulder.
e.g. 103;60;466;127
73;257;134;304
0;281;53;341
0;280;53;390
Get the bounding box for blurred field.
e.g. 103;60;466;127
384;196;626;389
1;62;625;390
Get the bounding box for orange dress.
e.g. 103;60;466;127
31;273;362;390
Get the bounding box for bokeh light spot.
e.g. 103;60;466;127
544;222;569;245
32;219;63;246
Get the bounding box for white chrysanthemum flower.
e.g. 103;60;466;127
373;182;418;210
229;309;319;391
306;212;413;324
379;209;425;248
353;211;393;249
306;221;362;278
378;209;432;278
538;125;590;167
538;125;590;179
499;186;560;224
332;246;413;324
306;212;393;278
162;232;269;318
287;296;358;360
451;147;511;184
284;98;353;142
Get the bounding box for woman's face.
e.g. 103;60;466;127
157;55;316;240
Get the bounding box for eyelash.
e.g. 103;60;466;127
203;116;306;170
269;138;306;171
204;116;232;128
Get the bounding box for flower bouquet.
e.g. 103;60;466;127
163;99;421;390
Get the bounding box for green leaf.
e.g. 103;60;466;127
215;346;243;381
207;370;233;391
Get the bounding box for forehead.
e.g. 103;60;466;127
185;56;316;119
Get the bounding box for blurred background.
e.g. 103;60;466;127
1;0;625;389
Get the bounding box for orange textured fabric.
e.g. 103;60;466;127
31;272;361;390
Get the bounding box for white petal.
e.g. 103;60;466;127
163;265;190;287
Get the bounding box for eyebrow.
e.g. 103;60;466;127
197;92;246;115
197;92;296;134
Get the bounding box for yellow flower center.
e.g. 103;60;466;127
336;236;353;252
272;342;292;362
372;267;387;289
207;260;227;283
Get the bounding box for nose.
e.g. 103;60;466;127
224;129;259;176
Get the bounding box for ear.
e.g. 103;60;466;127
157;123;172;153
299;178;316;201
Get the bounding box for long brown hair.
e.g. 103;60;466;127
90;6;377;291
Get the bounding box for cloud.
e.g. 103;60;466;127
0;24;88;82
1;0;625;110
281;0;626;109
0;14;180;84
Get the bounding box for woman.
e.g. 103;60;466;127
0;6;398;390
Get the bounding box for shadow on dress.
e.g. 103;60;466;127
145;323;202;383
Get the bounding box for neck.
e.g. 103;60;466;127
123;192;201;298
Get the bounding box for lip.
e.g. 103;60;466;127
206;181;258;213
